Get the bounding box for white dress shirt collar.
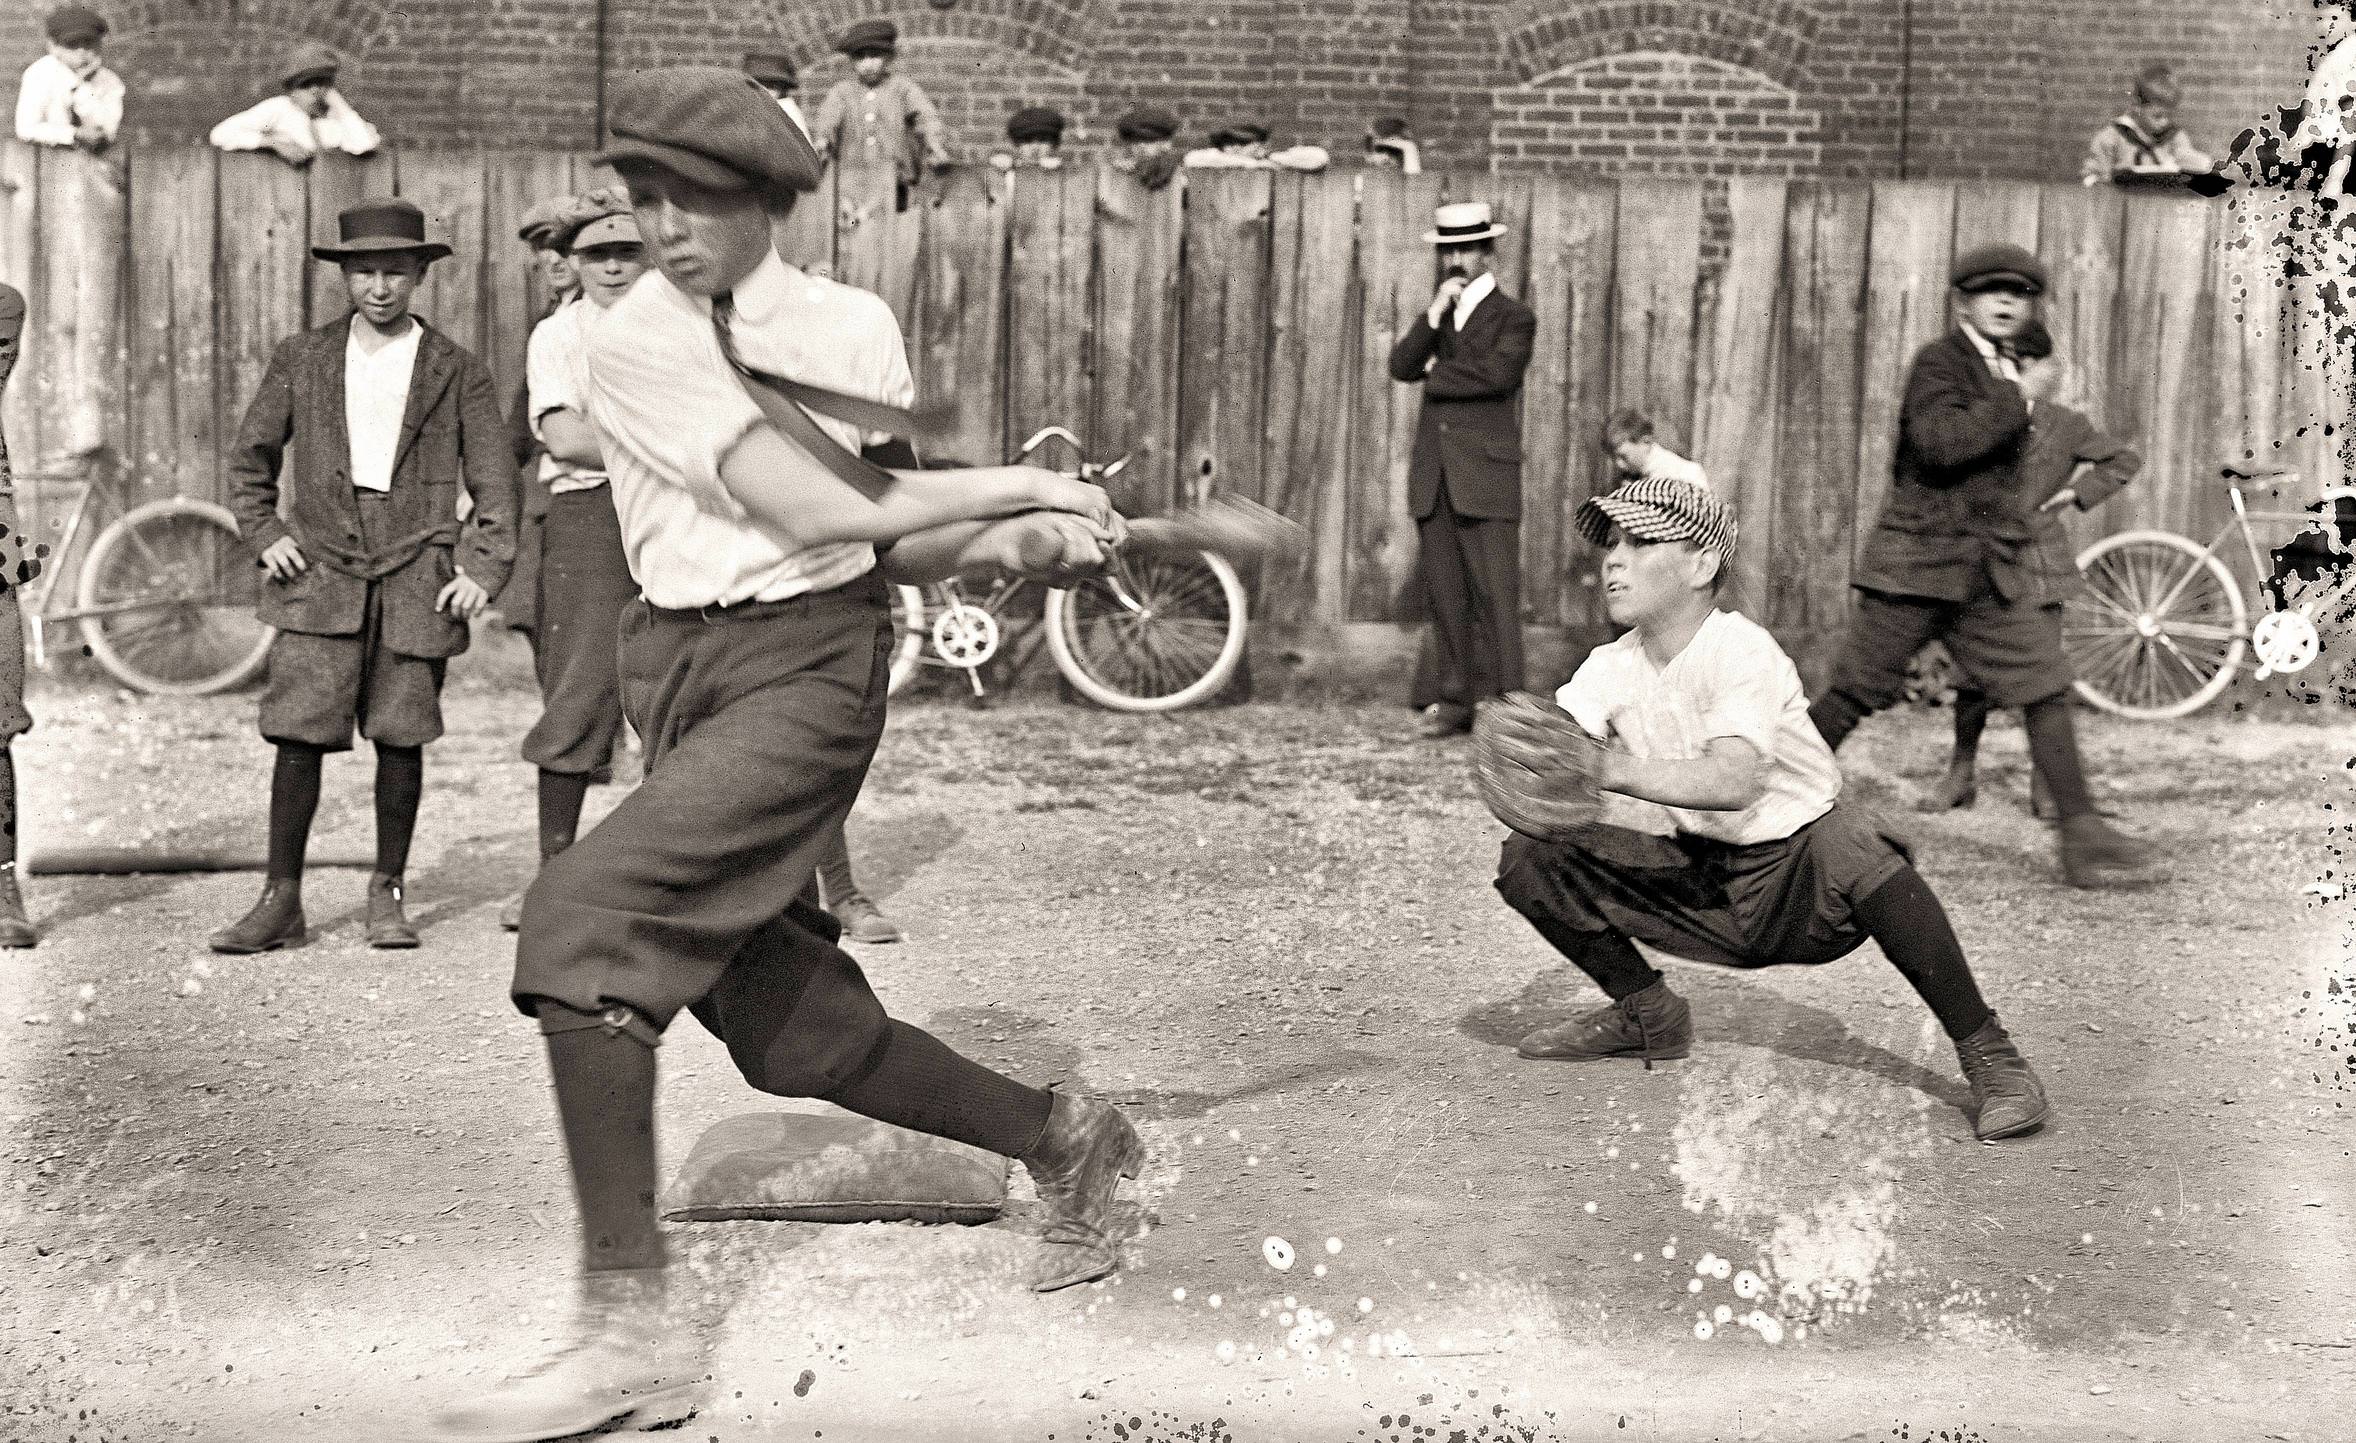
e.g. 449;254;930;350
1454;270;1497;330
720;250;797;326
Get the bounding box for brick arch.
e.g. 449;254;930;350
1500;0;1820;92
110;0;396;54
759;0;1107;76
1493;52;1825;179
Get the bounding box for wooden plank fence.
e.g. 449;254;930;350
0;140;2345;684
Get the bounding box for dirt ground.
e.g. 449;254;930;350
2;640;2352;1443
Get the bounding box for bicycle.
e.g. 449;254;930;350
11;449;273;695
2060;463;2354;719
886;426;1251;712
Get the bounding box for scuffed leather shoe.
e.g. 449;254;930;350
1954;1014;2051;1141
209;880;305;954
832;894;903;944
2058;814;2154;888
1915;760;1978;813
1516;978;1693;1068
366;872;420;949
423;1268;710;1443
1019;1090;1144;1292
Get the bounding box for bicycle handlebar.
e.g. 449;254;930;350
1015;425;1132;483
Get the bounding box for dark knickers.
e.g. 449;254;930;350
258;582;447;751
520;486;635;776
1825;574;2074;714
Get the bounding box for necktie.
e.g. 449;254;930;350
712;294;896;501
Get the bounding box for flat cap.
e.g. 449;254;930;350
835;18;897;56
1114;106;1178;143
594;65;822;195
44;5;106;46
1951;242;2048;296
741;50;796;87
1369;115;1411;140
1576;475;1738;557
1006;106;1065;144
516;195;575;247
1208;122;1270;148
554;184;638;252
281;40;340;89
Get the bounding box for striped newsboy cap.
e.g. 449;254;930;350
1575;475;1738;556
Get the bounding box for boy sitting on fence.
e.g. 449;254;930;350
208;41;381;166
2081;63;2213;186
1491;476;2052;1142
14;5;120;153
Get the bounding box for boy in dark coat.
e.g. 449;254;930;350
1809;244;2150;888
1917;320;2140;815
211;198;515;953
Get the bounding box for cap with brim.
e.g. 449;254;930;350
593;65;821;195
516;195;574;247
1951;243;2047;296
1209;123;1269;147
565;212;642;253
742;51;796;87
44;5;105;46
1115;107;1178;143
311;198;452;263
1424;200;1507;245
1006;106;1065;144
1575;476;1739;556
835;19;897;56
281;40;340;89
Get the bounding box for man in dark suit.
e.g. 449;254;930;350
1810;243;2151;889
1389;200;1537;738
211;197;516;953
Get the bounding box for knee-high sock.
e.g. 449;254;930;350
266;742;326;883
543;1014;666;1273
1855;866;1994;1041
1950;688;1992;764
1512;905;1662;1001
537;768;591;861
821;1019;1056;1159
2022;694;2095;820
373;743;423;876
814;818;860;908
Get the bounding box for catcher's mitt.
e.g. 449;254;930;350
1472;692;1611;843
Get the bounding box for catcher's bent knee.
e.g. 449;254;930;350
534;997;663;1049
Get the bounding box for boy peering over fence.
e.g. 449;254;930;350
15;5;119;153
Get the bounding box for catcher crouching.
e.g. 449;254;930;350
1486;476;2050;1141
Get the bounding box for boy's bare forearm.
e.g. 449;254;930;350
1600;747;1765;813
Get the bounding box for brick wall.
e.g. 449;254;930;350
0;0;2335;180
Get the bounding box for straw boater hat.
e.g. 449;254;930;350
1425;201;1506;246
311;198;452;263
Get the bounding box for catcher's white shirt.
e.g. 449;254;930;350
1555;609;1839;846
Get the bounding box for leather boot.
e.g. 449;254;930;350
209;880;305;954
1915;758;1978;813
1516;978;1693;1068
367;872;420;949
1954;1014;2051;1140
831;893;903;944
423;1267;710;1443
0;867;37;948
2058;814;2155;889
1018;1090;1145;1293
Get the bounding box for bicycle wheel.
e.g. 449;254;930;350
1045;549;1248;712
75;497;274;695
2063;529;2247;720
887;583;927;696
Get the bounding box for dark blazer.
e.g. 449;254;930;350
1854;328;2035;603
227;317;516;658
1993;403;2139;609
1387;286;1538;522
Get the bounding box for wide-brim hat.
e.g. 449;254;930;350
281;40;340;89
1426;201;1506;245
742;50;796;87
593;66;822;196
1951;242;2048;296
1006;106;1065;144
1115;106;1178;143
311;198;451;263
1576;475;1739;557
835;18;897;56
44;5;106;47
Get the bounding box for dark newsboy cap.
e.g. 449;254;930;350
594;65;822;195
281;40;341;90
741;51;796;88
835;19;897;56
312;198;452;264
1208;122;1270;148
44;5;106;46
1006;106;1065;144
1951;242;2047;296
1114;107;1178;143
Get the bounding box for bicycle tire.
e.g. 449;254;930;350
2063;529;2247;720
1044;549;1248;712
75;497;275;696
887;583;927;696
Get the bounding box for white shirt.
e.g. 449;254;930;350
583;250;913;609
344;316;423;494
208;91;381;157
525;299;608;494
1958;321;2020;384
1640;443;1710;491
1453;271;1497;331
14;54;122;147
777;95;811;144
1556;609;1840;846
